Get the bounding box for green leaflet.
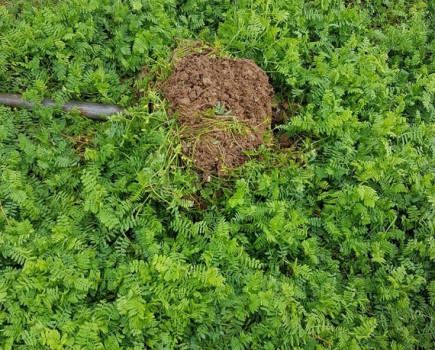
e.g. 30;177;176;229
0;0;434;349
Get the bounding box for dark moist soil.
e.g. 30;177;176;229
163;54;273;176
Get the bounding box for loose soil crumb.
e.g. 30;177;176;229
163;54;273;176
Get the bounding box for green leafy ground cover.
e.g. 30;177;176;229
0;0;434;349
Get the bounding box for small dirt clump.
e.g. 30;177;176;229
163;54;273;176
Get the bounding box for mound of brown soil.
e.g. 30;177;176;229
163;54;273;176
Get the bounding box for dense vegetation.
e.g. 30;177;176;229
0;0;434;349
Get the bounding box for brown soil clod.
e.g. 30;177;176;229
163;54;274;177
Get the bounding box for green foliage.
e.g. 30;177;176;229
0;0;434;349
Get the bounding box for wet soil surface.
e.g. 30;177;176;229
163;54;273;176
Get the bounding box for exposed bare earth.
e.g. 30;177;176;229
163;54;273;175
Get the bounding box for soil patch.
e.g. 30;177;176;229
163;54;273;176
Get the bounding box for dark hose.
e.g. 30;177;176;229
0;93;125;120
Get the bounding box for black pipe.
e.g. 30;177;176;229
0;93;125;120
